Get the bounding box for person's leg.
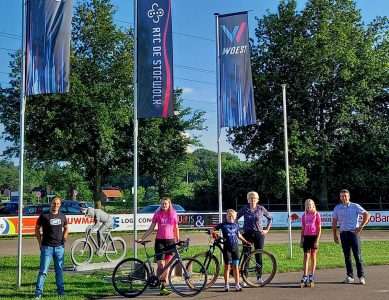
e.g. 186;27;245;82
310;249;317;275
254;232;265;279
35;246;53;297
53;245;65;296
340;232;354;279
98;223;110;248
232;264;241;290
303;252;310;276
224;264;230;290
350;232;364;279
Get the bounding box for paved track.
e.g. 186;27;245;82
99;265;389;300
0;229;387;256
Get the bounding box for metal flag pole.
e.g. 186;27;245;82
17;0;27;288
133;0;138;258
282;84;293;259
215;13;223;224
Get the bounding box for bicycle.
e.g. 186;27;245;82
112;239;207;297
192;229;277;288
71;225;127;266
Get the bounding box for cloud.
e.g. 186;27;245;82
181;87;193;94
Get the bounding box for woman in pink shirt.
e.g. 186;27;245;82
300;199;321;288
140;197;179;295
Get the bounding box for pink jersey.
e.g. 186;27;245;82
152;209;178;240
302;212;321;236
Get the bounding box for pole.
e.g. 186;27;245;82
133;0;138;258
215;14;222;224
282;84;293;259
17;0;27;288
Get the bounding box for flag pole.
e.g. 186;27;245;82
17;0;27;288
215;13;223;224
133;0;138;258
282;84;293;259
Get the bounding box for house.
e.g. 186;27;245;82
102;188;123;202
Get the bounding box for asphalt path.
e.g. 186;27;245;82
0;230;388;256
99;265;389;300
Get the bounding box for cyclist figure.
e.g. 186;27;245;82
83;207;113;249
212;209;251;292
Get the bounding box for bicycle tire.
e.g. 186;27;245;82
191;252;220;289
168;257;207;297
70;238;93;266
112;258;149;298
105;237;127;262
241;249;277;287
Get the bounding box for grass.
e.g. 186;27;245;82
0;241;388;299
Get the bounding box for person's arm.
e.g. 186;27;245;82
356;211;370;234
35;216;42;248
314;214;321;247
332;216;339;244
63;223;69;242
140;222;156;241
300;214;305;248
261;208;272;234
238;232;251;245
174;223;180;242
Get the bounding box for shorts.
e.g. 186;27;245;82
154;239;176;261
303;235;318;253
223;246;240;265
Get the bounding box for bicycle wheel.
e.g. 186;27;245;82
241;249;277;287
168;258;207;297
71;238;93;266
192;252;220;288
112;258;149;298
105;237;127;262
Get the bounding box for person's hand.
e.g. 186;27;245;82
260;229;269;235
355;227;363;234
334;234;339;244
314;241;319;248
211;231;219;239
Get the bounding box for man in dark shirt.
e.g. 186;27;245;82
34;196;68;299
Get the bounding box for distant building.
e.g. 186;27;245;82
102;188;123;202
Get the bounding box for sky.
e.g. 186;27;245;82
0;0;387;162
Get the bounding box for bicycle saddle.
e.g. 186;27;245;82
136;240;151;246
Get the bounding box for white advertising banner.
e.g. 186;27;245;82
1;211;389;236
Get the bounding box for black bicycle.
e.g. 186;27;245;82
192;230;277;288
112;239;207;297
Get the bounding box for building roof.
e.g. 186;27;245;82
102;189;122;198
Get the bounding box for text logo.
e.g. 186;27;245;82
148;3;164;23
50;218;62;226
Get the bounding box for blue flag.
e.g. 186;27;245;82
26;0;72;96
137;0;174;118
218;12;256;128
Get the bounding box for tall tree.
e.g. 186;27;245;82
228;0;388;209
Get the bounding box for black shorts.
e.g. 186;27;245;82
303;235;318;253
154;239;176;261
223;246;240;265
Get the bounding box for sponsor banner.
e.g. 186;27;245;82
218;12;256;128
137;0;174;118
1;211;389;236
26;0;72;95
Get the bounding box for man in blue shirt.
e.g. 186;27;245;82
332;189;370;285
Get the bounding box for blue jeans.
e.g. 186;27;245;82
35;245;65;297
340;231;364;278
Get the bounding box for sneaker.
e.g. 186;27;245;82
235;284;242;292
300;276;308;288
159;286;171;296
224;284;230;292
343;276;355;284
308;274;315;288
359;277;366;285
241;281;247;288
256;277;264;285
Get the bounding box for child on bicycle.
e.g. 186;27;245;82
300;199;321;287
212;209;251;292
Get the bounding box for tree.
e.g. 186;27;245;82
0;0;204;207
228;0;389;209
